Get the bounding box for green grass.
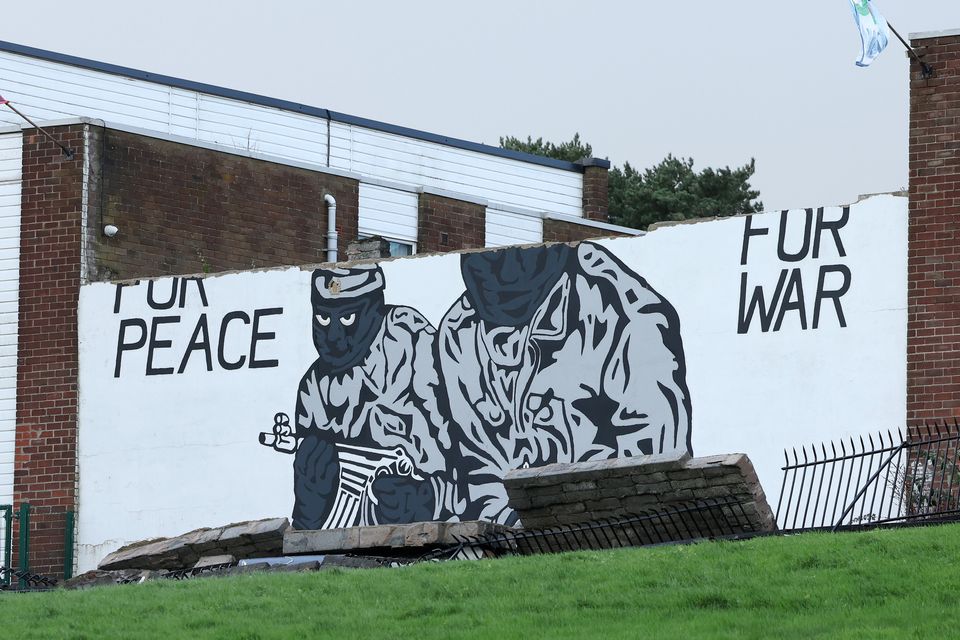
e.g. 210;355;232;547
3;524;960;639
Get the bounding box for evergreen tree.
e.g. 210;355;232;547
500;134;762;230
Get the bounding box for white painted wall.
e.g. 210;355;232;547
0;133;21;508
485;207;543;247
0;48;584;221
75;194;907;570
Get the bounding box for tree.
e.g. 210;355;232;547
499;133;593;164
500;134;762;230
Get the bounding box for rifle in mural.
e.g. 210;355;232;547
260;412;424;528
259;412;299;453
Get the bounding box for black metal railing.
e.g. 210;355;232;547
0;505;10;588
422;497;757;561
0;566;57;589
776;422;960;532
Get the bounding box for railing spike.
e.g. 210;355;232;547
868;433;875;449
802;446;808;463
792;447;798;464
831;440;837;456
840;439;846;455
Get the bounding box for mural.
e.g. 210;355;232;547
260;242;691;528
77;196;911;571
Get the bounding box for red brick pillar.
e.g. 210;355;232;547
907;34;960;423
417;191;486;252
13;124;85;578
579;158;610;223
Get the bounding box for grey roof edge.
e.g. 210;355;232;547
577;157;611;169
545;212;645;236
12;116;364;181
0;39;603;174
416;185;488;207
910;28;960;41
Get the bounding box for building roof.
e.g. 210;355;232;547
0;39;610;174
909;28;960;40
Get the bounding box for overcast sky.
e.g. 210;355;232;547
1;1;959;211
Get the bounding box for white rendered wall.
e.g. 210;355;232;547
75;194;907;570
0;49;584;219
0;133;21;508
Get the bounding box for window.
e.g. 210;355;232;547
387;241;414;257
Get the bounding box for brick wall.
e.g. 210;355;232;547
581;163;609;222
417;192;485;253
90;128;359;281
12;124;365;578
542;218;629;243
13;124;85;578
908;35;960;422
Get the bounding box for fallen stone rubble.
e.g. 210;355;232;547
98;517;291;571
66;555;399;590
65;451;774;591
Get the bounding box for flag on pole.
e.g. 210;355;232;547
0;95;7;105
849;0;890;67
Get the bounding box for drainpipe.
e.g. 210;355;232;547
324;193;338;263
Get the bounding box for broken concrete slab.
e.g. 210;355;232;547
98;517;291;571
194;554;237;569
504;453;776;536
63;569;158;589
283;521;516;555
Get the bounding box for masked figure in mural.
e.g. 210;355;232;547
260;264;463;530
437;241;691;525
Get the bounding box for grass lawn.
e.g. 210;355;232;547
2;524;960;639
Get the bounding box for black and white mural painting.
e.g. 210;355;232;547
78;197;910;570
260;241;691;528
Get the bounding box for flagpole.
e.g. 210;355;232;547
886;21;934;79
0;101;74;159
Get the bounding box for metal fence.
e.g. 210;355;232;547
0;503;75;591
776;422;960;532
0;505;10;588
423;498;758;561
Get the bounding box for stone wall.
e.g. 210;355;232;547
503;452;776;534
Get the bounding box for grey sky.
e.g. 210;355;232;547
1;1;958;211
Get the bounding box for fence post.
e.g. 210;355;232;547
17;502;29;590
63;510;74;581
1;504;11;587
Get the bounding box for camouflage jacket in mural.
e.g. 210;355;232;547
437;242;692;524
293;301;461;530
